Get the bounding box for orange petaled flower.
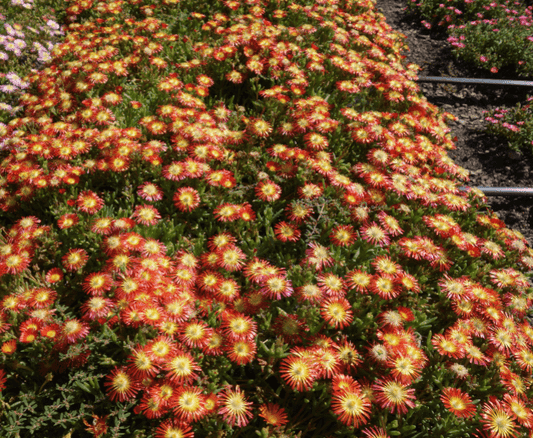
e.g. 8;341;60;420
360;223;390;247
259;403;289;427
60;318;90;344
361;426;391;438
45;268;63;284
221;313;257;341
225;340;257;365
330;225;356;247
217;244;247;272
274;221;301;242
132;205;161;226
387;355;422;384
373;377;416;415
155;419;193;438
304;242;334;271
320;297;353;329
255;180;282;202
179;321;212;349
503;393;533;428
146;336;178;364
62;248;89;272
3;253;30;274
137;182;164;201
76;190;104;214
345;269;372;294
173;187;200;212
440;387;477;418
81;297;113;321
57;213;79;229
481;398;518;438
248;118;272;138
280;355;317;391
1;340;16;355
260;275;293;300
218;386;254;429
370;275;400;300
164;351;201;384
127;347;160;380
104;366;140;402
172;386;207;423
431;334;465;359
331;385;372;428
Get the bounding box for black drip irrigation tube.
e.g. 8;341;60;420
416;76;533;87
414;76;533;197
462;187;533;196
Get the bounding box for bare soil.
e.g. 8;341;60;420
375;0;533;245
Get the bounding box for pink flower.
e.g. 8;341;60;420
490;67;498;73
480;56;488;63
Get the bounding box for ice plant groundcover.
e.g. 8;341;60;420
1;0;533;437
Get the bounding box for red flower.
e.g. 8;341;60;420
360;222;390;247
45;268;63;284
172;386;207;423
259;403;288;427
331;385;371;428
104;367;140;402
154;419;193;438
320;297;353;329
76;190;104;215
225;340;257;365
373;377;416;415
440;387;477;418
163;351;201;384
82;272;114;296
216;244;247;272
279;355;317;391
255;180;282;202
0;369;6;391
218;386;253;427
173;187;200;212
1;340;16;355
57;213;79;229
481;398;518;438
330;225;356;247
62;248;89;271
60;318;90;344
274;221;301;242
132;205;161;226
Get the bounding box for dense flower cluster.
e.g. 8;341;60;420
1;0;533;437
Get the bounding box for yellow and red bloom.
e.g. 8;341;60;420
320;297;353;329
104;366;141;402
481;398;518;438
172;386;207;423
373;377;416;415
259;403;288;427
280;355;317;392
76;190;104;215
217;386;253;427
62;248;89;272
331;385;372;428
440;387;476;418
173;187;200;212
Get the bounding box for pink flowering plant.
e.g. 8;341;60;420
407;0;533;76
1;0;533;437
483;95;533;153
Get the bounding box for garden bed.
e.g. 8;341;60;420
376;0;533;246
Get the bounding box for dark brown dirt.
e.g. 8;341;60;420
375;0;533;245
